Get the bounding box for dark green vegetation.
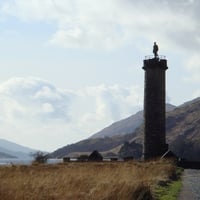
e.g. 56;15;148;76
50;97;200;161
155;180;182;200
155;167;183;200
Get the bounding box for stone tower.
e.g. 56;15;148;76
142;52;168;160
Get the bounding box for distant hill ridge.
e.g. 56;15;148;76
50;103;176;158
90;104;175;139
0;152;17;159
50;97;200;161
0;139;37;159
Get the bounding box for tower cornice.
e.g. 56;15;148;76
143;58;168;70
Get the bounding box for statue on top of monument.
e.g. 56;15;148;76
153;42;159;58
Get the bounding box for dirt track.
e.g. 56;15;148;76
178;169;200;200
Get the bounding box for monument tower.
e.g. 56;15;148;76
143;42;168;160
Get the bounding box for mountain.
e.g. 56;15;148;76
0;139;37;159
90;104;175;139
49;104;176;158
120;97;200;161
90;111;143;139
166;97;200;161
0;152;17;159
49;134;134;158
50;98;200;161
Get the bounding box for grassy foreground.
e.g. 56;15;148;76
155;167;183;200
155;180;182;200
0;160;178;200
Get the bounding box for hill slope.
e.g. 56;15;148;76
90;104;175;139
0;152;17;159
50;98;200;161
0;139;37;159
90;110;143;139
50;104;175;158
50;134;134;158
125;97;200;161
167;97;200;161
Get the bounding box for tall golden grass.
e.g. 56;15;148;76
0;159;176;200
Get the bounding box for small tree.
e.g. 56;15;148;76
32;151;48;164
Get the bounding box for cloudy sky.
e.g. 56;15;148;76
0;0;199;151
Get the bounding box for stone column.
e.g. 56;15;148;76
143;58;168;160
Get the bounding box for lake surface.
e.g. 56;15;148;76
0;158;63;166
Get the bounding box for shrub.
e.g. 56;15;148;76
32;151;48;164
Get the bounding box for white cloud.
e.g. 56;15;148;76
42;103;54;113
192;90;200;99
77;84;143;134
184;54;200;83
2;0;200;85
0;77;72;122
2;0;200;51
0;0;199;150
0;77;142;151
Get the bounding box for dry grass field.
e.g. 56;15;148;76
0;159;176;200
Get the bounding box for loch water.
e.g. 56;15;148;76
0;158;63;166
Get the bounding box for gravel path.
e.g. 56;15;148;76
178;169;200;200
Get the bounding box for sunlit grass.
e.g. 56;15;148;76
0;159;177;200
